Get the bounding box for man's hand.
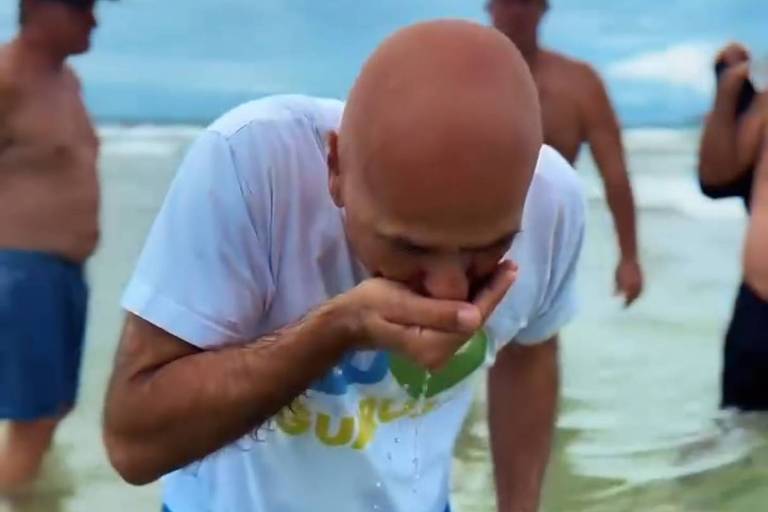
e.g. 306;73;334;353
716;42;750;67
615;258;643;307
714;43;751;114
333;261;517;370
716;62;750;108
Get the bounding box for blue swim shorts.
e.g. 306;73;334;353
0;249;88;420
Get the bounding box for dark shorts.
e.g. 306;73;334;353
0;250;88;421
722;283;768;411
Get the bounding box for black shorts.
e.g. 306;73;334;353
722;283;768;411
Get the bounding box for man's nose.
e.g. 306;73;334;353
423;256;470;301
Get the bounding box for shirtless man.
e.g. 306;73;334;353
487;0;643;305
0;0;101;492
699;43;768;410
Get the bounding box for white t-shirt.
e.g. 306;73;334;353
122;95;585;512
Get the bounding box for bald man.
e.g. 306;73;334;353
103;20;584;512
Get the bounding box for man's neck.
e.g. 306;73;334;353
517;40;540;70
14;30;66;74
501;31;540;70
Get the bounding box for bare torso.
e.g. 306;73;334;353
0;43;100;263
736;90;768;171
533;50;594;164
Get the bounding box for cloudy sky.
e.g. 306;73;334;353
1;0;765;125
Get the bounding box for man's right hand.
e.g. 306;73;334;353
714;43;750;111
331;262;517;371
716;42;750;68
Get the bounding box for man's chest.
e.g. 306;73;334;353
536;83;585;163
265;341;483;452
6;81;98;175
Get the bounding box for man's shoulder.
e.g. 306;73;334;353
207;95;345;140
542;50;596;74
63;64;82;89
541;50;603;89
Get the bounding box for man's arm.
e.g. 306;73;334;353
104;309;349;486
580;66;642;305
744;137;768;300
698;44;765;188
104;269;514;486
488;337;558;512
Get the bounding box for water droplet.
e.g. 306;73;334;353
394;437;400;444
375;481;382;488
387;452;392;461
373;506;381;511
334;367;343;376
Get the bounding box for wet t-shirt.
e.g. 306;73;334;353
122;95;586;512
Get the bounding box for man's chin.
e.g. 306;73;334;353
72;40;91;55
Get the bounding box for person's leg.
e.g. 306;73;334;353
0;416;63;492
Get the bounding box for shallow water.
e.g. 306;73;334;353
2;126;766;512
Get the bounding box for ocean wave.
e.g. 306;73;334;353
98;124;201;157
582;173;746;221
95;124;745;220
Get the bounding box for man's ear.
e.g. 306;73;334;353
327;131;345;208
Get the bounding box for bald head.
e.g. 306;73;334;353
335;20;541;239
330;20;543;298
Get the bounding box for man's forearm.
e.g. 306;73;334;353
489;339;559;512
699;106;740;186
104;305;348;485
604;178;639;261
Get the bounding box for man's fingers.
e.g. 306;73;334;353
721;62;750;93
381;284;481;334
368;316;465;371
472;261;518;320
717;42;750;66
618;281;641;307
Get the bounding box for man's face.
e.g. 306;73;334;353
487;0;547;44
328;133;529;302
34;1;97;55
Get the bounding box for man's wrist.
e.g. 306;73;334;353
619;253;639;264
306;297;360;355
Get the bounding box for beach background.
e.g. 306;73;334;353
1;1;767;511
